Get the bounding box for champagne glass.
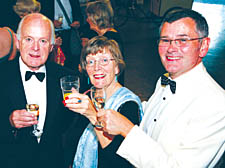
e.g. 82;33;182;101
26;104;42;137
58;14;63;23
60;75;80;100
90;86;106;128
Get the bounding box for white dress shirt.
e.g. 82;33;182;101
117;63;225;168
19;57;47;141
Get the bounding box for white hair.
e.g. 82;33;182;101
16;13;55;44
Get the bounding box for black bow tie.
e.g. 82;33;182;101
25;71;45;82
161;74;176;94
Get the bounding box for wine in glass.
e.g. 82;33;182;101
90;86;106;128
58;14;63;23
26;104;42;137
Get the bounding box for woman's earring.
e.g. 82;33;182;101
115;75;118;82
87;77;90;85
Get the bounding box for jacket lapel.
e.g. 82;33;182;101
41;63;62;138
8;59;27;110
6;59;37;143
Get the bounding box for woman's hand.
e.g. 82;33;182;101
64;89;97;125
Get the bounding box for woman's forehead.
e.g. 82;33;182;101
87;52;112;59
87;48;112;58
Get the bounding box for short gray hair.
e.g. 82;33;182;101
160;8;209;38
80;36;125;76
86;1;114;29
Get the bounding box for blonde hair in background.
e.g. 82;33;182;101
86;0;114;29
13;0;41;17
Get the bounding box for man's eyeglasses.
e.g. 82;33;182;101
158;37;206;47
86;58;115;67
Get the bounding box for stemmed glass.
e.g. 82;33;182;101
90;86;106;128
26;104;42;137
58;14;63;23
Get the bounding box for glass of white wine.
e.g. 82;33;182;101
90;86;106;128
58;14;63;23
26;104;42;137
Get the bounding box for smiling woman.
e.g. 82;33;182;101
81;37;124;90
64;36;143;168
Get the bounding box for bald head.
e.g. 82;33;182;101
17;13;55;44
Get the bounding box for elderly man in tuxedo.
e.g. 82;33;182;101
0;13;80;168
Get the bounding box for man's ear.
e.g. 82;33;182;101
49;37;56;52
15;34;20;50
199;37;210;58
50;44;54;52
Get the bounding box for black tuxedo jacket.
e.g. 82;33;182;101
39;0;83;25
0;57;81;168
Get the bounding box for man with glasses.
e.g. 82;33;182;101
97;8;225;167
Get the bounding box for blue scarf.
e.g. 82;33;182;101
73;87;143;168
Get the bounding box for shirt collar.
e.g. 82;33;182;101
19;56;46;81
170;62;205;93
173;62;204;82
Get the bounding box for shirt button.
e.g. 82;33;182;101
154;119;157;122
163;97;166;100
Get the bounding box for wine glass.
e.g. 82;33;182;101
26;104;42;137
90;86;106;128
58;14;63;23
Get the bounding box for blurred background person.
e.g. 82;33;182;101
39;0;83;71
82;1;122;51
12;0;41;32
81;0;125;85
13;0;41;18
0;27;17;63
64;36;143;168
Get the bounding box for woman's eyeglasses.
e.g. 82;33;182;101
86;58;115;67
